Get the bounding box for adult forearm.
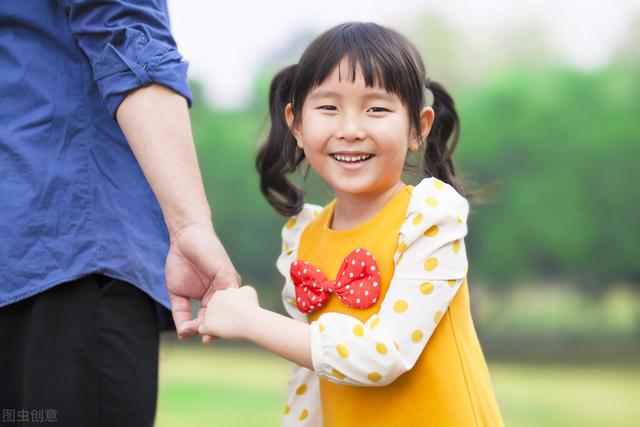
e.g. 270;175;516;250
116;84;210;236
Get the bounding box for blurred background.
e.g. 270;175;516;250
156;1;640;426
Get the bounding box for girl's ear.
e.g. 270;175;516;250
284;103;303;149
410;106;435;151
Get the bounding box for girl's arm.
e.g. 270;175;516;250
198;286;313;370
249;307;313;369
198;204;321;367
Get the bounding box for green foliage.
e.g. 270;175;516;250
455;63;640;286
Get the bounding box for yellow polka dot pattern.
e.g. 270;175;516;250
284;404;290;414
397;241;407;253
453;239;461;253
412;213;423;225
394;341;400;350
376;343;388;355
332;369;346;379
420;282;434;295
426;197;438;207
370;317;380;329
353;324;364;337
319;323;324;332
412;329;424;343
447;280;456;287
424;225;439;237
336;344;349;358
368;372;382;382
393;300;408;313
434;310;443;323
296;384;307;395
433;179;445;189
299;409;308;420
424;257;438;271
286;217;297;229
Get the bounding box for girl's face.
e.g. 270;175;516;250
286;61;434;200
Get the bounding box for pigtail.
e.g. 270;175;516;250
422;79;464;196
256;65;307;217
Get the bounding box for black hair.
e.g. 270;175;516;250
256;22;462;216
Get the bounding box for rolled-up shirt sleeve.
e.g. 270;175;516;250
63;0;192;116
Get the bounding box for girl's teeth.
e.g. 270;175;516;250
334;154;371;162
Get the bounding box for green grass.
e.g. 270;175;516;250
156;343;640;427
492;363;640;427
157;343;291;427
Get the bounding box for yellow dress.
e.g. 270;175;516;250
278;178;503;427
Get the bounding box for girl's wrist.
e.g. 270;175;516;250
242;307;270;342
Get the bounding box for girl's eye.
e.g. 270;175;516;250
318;105;337;111
367;107;389;113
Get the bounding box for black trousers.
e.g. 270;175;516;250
0;275;160;427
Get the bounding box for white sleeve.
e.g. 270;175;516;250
277;203;324;322
276;204;324;426
281;366;323;427
309;178;469;386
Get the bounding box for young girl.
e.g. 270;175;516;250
197;22;503;427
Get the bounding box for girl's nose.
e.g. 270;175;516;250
336;116;366;142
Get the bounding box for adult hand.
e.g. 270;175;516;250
165;221;240;340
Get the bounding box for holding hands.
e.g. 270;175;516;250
198;286;261;340
165;221;242;340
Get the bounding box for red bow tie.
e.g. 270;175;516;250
290;248;381;313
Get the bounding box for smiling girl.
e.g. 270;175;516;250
197;22;503;427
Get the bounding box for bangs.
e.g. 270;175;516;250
292;22;425;112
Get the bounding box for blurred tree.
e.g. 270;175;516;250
456;63;640;289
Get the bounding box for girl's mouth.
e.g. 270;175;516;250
329;152;375;171
329;152;375;165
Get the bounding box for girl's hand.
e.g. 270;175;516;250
198;286;260;340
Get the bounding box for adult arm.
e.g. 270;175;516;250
63;0;240;337
117;85;240;339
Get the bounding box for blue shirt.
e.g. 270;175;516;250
0;1;192;310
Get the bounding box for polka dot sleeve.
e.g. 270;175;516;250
277;203;324;323
277;203;324;426
309;177;469;386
